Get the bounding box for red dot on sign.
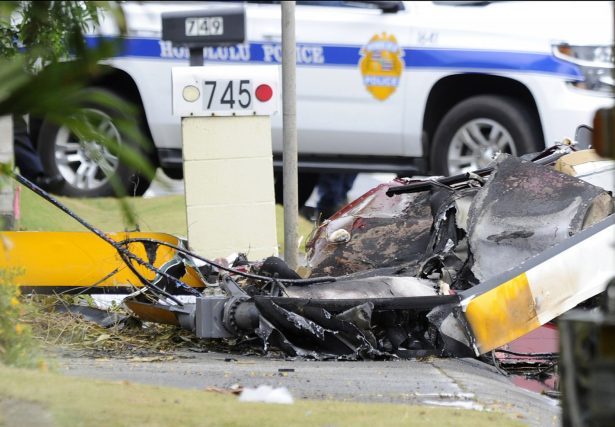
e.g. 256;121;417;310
255;84;273;102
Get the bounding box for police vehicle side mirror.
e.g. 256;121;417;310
359;1;403;13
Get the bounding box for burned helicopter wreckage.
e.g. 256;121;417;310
5;143;615;359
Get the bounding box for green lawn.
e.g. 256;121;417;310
0;364;524;427
16;184;316;255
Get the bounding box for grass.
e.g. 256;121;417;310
0;364;524;427
16;184;316;255
23;294;223;357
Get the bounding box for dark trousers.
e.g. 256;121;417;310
316;172;357;214
13;115;46;180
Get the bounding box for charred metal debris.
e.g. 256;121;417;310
13;142;615;360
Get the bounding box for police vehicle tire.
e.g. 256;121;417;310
430;95;542;176
37;88;151;198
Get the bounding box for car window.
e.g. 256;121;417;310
247;1;404;11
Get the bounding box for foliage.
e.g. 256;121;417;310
0;1;153;219
0;1;127;66
0;269;40;367
1;1;97;65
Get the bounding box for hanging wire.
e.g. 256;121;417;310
14;173;200;304
15;172;335;305
118;237;337;285
58;267;121;296
494;349;558;359
490;350;510;377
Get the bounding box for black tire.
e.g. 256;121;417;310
162;166;183;180
37;88;152;197
274;171;318;207
430;95;542;176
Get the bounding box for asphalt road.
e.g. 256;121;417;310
57;351;560;427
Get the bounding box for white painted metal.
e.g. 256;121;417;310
172;65;279;117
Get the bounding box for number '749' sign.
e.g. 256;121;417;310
185;17;224;37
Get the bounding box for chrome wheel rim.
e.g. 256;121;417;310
447;118;516;174
54;109;120;191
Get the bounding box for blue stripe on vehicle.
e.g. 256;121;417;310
405;48;582;79
86;36;583;80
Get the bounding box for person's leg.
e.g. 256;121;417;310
316;173;345;219
342;173;358;196
13;115;46;180
13;115;62;192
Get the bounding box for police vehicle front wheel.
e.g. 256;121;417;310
430;95;542;176
37;93;151;198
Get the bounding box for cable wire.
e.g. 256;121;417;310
118;237;337;285
14;173;200;303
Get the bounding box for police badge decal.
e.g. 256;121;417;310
359;33;405;101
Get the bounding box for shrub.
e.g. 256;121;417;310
0;269;40;367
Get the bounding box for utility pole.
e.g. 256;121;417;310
0;115;14;230
281;1;299;268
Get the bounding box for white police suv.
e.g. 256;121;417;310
35;1;614;199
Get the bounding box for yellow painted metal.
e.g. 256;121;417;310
464;273;541;354
0;231;205;291
124;299;181;326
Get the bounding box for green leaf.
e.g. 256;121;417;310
0;57;29;105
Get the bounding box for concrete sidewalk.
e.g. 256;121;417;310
57;351;559;427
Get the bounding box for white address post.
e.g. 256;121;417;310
172;65;280;259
